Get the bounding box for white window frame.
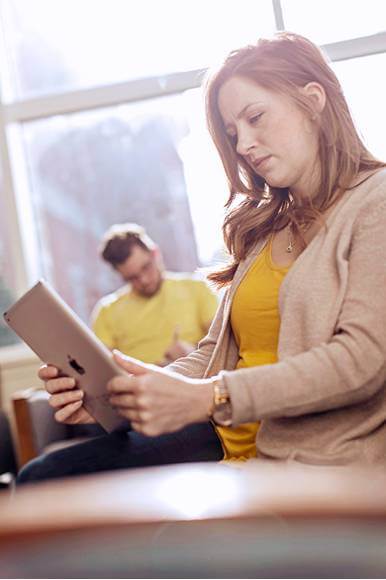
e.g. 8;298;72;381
0;0;385;301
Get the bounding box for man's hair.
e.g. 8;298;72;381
100;223;156;267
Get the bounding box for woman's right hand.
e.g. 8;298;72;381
38;364;96;425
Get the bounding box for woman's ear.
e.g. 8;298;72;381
301;82;326;115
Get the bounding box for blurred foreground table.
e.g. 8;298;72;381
1;461;386;578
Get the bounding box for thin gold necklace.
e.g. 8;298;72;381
286;222;312;253
286;223;294;253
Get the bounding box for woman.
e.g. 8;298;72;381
18;32;386;483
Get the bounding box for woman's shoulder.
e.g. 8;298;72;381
339;168;386;216
352;167;386;197
342;169;386;237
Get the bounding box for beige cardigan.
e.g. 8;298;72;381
170;169;386;465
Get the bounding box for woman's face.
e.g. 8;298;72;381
217;75;320;198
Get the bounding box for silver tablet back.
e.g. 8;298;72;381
4;280;129;433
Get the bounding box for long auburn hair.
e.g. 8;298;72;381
205;32;385;286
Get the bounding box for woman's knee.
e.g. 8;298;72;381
16;432;129;485
16;453;59;485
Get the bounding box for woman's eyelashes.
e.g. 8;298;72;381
226;113;263;144
248;112;263;125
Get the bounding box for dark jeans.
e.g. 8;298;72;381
16;422;222;485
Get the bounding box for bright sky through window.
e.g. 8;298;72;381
6;0;275;97
282;0;386;44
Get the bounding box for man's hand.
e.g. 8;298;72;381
108;350;214;436
157;327;195;366
38;364;96;425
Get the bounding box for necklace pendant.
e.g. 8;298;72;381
286;242;293;253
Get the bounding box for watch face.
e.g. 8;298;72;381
213;401;233;427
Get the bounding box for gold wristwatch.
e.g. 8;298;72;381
211;377;233;427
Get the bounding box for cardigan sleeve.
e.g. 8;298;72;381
165;289;227;379
222;188;386;424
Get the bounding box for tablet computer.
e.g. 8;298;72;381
3;279;130;433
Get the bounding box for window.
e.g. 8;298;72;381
0;180;19;345
1;0;275;100
0;0;385;334
0;180;15;293
21;92;228;319
333;53;386;161
281;0;386;45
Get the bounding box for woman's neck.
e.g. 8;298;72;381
290;160;321;203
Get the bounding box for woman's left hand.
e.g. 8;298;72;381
107;350;214;436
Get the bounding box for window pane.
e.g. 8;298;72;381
2;0;276;100
281;0;386;45
332;53;386;161
0;183;19;346
20;92;227;322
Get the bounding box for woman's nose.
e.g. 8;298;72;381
236;129;257;157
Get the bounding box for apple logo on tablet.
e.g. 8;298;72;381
67;355;85;375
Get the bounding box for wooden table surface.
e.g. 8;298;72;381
2;460;386;542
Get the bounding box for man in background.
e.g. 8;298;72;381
91;223;218;365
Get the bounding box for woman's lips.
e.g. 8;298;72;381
254;155;271;170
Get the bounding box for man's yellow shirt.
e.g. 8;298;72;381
91;273;218;364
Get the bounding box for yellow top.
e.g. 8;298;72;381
91;274;218;364
217;238;290;461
